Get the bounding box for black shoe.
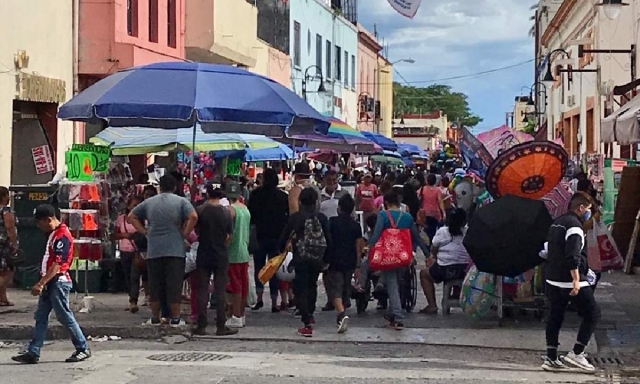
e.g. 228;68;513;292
65;349;91;363
293;309;302;318
12;352;39;364
216;326;239;336
344;301;352;309
192;327;207;336
251;301;264;311
321;303;334;312
376;301;387;310
271;306;280;313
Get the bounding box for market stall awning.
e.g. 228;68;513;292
89;126;280;155
362;131;398;152
371;154;404;166
601;93;640;144
212;143;293;162
397;143;428;159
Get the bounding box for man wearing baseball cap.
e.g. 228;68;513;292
12;205;90;364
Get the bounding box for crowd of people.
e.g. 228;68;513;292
2;161;603;373
110;163;475;337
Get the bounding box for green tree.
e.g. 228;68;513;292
393;83;483;127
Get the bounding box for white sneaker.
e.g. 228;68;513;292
226;316;244;328
563;351;595;372
337;315;349;334
241;316;246;327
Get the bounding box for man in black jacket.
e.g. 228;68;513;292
542;193;600;373
248;168;289;312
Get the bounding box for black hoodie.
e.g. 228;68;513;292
545;212;588;284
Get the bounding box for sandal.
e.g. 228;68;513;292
419;306;438;315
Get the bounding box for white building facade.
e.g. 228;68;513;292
0;1;75;186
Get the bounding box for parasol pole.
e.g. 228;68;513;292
190;121;197;185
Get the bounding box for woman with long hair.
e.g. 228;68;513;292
368;191;429;330
114;195;146;312
419;208;471;315
418;174;446;243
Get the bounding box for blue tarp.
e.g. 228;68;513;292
361;132;398;152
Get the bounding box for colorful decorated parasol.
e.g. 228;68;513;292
476;125;534;158
540;181;572;219
485;141;568;200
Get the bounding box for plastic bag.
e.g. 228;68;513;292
247;261;257;307
185;242;198;275
588;220;623;271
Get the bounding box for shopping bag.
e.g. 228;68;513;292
460;265;497;319
369;211;413;271
258;252;286;285
594;220;624;271
586;228;602;272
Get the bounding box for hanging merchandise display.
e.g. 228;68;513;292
485;141;568;200
58;180;110;294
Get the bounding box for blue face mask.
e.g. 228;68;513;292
582;210;592;222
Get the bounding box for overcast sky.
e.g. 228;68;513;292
358;0;535;131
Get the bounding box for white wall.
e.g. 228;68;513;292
542;2;597;157
0;0;74;186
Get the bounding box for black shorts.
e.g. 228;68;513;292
147;257;185;305
326;269;354;302
429;263;467;284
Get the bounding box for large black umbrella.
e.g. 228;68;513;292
463;194;552;277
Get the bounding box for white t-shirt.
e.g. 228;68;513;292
432;226;471;266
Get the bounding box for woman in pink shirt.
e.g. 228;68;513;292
115;195;146;313
374;181;392;211
418;174;446;244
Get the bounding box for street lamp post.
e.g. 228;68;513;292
301;65;326;101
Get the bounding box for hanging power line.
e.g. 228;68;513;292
291;58;535;86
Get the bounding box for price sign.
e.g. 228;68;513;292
71;144;110;172
65;151;94;181
226;159;242;176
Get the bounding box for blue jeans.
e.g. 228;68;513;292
253;239;279;301
28;281;87;357
382;269;403;320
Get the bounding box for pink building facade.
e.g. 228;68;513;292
356;24;381;133
79;0;186;78
78;0;187;175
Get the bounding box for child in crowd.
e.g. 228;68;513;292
325;195;364;333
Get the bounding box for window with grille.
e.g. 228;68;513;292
326;40;332;79
316;34;322;71
127;0;138;37
293;21;301;67
168;0;177;48
149;0;158;43
335;46;342;81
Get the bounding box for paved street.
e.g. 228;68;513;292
2;271;640;383
0;339;634;384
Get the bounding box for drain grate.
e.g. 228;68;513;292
588;356;625;368
148;353;232;362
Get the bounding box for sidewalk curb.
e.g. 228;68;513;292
191;334;553;353
0;325;173;341
0;324;551;353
